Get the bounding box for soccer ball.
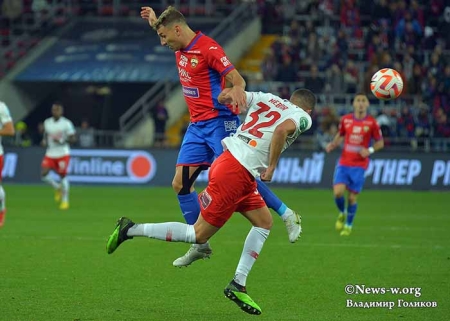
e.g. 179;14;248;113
370;68;403;100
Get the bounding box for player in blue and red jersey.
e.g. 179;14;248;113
326;93;384;236
141;6;301;265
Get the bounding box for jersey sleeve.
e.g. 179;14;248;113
245;91;256;108
372;119;383;141
0;102;13;124
338;116;346;136
66;120;76;136
204;42;235;77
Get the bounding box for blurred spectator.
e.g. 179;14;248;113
32;122;45;146
261;49;278;81
304;65;325;93
396;106;416;148
325;64;345;94
14;121;32;147
151;100;169;147
433;108;450;151
275;55;298;82
415;106;432;149
2;0;22;19
78;119;95;148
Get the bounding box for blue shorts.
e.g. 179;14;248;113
333;165;366;194
176;115;240;166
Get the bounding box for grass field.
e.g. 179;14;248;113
0;185;449;321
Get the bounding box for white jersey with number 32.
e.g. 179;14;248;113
44;117;75;158
222;91;312;178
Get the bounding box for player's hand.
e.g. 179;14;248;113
325;142;335;153
141;7;158;27
261;166;276;182
41;140;47;147
359;148;370;158
224;86;246;114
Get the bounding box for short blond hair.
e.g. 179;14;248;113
153;6;186;30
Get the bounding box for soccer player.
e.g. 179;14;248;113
0;101;15;227
41;103;76;210
141;6;302;267
107;88;316;315
326;93;384;236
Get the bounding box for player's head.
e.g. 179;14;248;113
154;6;188;51
352;93;369;115
290;89;316;114
51;102;64;119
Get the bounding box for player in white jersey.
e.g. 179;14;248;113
105;88;315;315
0;101;15;227
41;103;76;210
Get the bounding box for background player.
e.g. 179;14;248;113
106;88;315;315
141;6;302;266
41;103;76;210
326;93;384;236
0;101;15;227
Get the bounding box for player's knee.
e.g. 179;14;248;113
348;194;358;204
256;216;273;230
171;177;183;194
333;187;345;198
41;168;50;177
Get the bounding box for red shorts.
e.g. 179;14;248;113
198;150;266;228
0;155;3;181
41;155;70;176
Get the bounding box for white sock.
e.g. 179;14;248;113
0;185;5;211
61;177;69;202
280;208;294;221
127;222;196;243
42;174;60;189
234;226;270;286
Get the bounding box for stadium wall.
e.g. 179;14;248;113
2;147;450;190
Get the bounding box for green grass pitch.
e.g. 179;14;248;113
0;185;448;321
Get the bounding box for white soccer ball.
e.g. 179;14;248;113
370;68;404;100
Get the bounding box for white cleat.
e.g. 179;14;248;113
173;243;213;267
284;211;302;243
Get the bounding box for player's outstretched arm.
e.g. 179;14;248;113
0;121;14;136
326;133;344;153
261;119;296;182
140;7;158;28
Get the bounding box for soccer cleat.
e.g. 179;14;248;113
172;243;212;267
224;280;262;315
340;225;352;236
106;217;135;254
0;209;6;228
54;189;62;203
59;201;69;210
283;211;302;243
335;213;345;231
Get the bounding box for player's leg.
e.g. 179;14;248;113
41;156;61;202
332;165;349;231
172;124;215;265
255;180;301;242
106;213;221;254
58;155;71;210
224;188;270;315
107;151;239;255
0;155;6;227
341;167;365;236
